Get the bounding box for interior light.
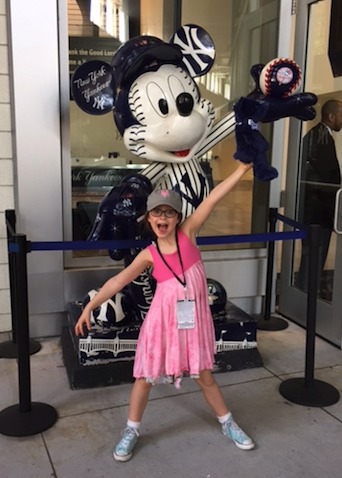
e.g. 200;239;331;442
90;0;101;26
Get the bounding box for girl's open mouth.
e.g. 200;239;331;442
157;223;168;233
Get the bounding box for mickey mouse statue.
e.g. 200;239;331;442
72;25;316;324
72;24;316;210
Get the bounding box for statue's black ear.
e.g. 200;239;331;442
71;60;114;115
170;24;216;78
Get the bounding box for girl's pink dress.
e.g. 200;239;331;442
133;229;216;385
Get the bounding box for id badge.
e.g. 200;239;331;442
177;299;195;329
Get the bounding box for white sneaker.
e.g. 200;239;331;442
222;416;255;450
113;427;139;462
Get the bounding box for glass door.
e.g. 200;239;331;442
279;0;342;347
63;0;281;267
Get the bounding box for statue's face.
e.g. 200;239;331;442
123;64;215;164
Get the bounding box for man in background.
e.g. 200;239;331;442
297;99;342;298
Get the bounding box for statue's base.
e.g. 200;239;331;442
61;301;263;390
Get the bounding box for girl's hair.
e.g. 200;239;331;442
139;211;183;240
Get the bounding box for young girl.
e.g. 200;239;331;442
75;161;255;461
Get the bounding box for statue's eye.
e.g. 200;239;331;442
147;82;168;117
159;98;168;115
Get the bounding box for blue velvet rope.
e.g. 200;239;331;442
275;212;306;230
8;229;307;253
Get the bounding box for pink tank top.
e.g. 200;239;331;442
147;229;201;283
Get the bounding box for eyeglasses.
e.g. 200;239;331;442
150;207;178;218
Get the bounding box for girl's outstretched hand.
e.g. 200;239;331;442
75;310;92;336
238;161;253;172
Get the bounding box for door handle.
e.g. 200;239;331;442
334;188;342;234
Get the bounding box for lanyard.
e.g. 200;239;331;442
155;232;186;288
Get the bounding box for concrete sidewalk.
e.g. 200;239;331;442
1;316;342;478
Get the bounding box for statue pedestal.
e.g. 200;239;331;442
61;301;263;390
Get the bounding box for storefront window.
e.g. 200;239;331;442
68;0;142;257
66;0;279;263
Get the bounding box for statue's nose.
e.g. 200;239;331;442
176;93;194;116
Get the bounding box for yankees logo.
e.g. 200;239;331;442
171;24;215;77
93;95;106;110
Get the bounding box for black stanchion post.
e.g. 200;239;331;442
304;224;319;389
0;234;58;437
0;210;41;359
6;210;17;343
16;234;32;413
279;225;339;406
256;208;288;331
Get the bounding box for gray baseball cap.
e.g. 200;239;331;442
146;189;182;213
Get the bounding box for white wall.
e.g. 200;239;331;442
0;0;13;332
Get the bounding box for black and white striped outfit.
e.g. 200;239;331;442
141;111;236;218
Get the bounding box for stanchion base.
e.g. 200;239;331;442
0;339;41;358
0;402;58;437
279;377;340;407
255;315;289;331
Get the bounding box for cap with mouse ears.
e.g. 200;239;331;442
112;25;215;135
